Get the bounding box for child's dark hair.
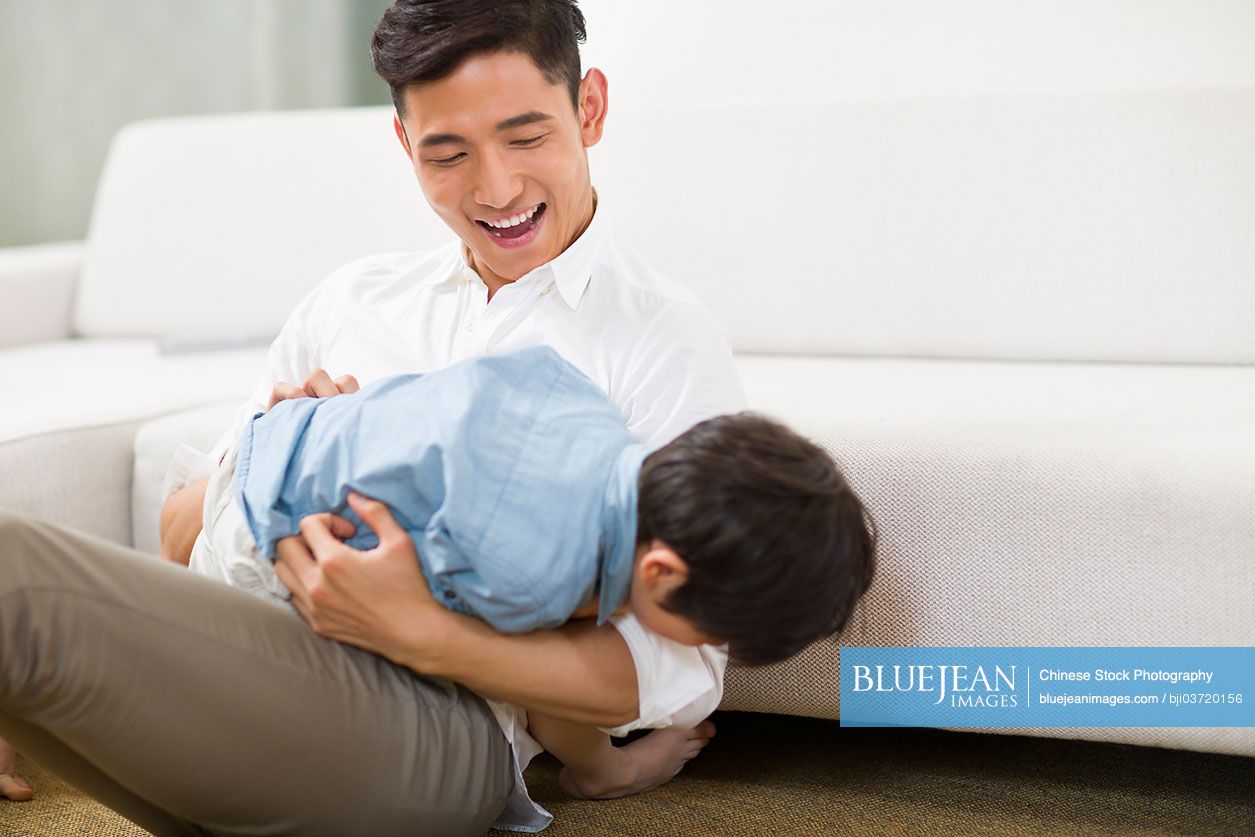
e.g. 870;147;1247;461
636;413;877;666
371;0;587;119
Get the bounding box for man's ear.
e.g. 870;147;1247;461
393;113;414;163
639;540;689;602
577;68;609;149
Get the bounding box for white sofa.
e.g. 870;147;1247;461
2;93;1252;758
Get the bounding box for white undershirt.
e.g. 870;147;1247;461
169;204;747;832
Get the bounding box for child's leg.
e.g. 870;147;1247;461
527;712;716;799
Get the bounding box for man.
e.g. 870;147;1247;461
0;1;744;831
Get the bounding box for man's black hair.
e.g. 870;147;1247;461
637;413;878;666
371;0;587;119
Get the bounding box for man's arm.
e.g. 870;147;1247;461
408;611;638;727
274;494;640;728
158;476;208;565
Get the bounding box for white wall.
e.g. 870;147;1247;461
580;0;1255;103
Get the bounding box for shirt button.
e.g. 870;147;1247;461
540;285;553;297
443;590;456;600
465;320;477;332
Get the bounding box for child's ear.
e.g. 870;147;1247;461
641;541;689;595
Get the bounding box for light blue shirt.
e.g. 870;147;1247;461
234;346;646;632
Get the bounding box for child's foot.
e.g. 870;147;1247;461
0;737;34;801
558;720;716;800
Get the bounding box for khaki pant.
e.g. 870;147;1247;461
0;511;512;836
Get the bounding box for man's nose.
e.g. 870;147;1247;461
472;148;523;209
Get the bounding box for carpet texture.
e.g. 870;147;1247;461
2;712;1252;836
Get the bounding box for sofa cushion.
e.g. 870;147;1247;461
125;352;1255;650
74;108;452;339
0;339;264;543
0;241;81;350
595;89;1255;363
727;354;1254;755
121;352;1253;756
1;339;265;444
76;92;1255;361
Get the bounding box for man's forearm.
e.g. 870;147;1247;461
276;497;642;728
404;613;639;728
158;476;208;565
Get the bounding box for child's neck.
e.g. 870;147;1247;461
570;599;632;621
570;600;600;620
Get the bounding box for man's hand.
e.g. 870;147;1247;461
273;493;438;664
267;368;359;410
275;494;639;727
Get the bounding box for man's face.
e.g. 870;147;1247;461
394;51;607;283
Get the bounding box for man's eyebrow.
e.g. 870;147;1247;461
418;132;465;149
417;113;553;149
495;111;553;131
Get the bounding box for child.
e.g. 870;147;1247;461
194;345;877;798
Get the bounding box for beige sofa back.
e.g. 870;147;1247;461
595;89;1255;363
76;90;1255;363
74;108;444;339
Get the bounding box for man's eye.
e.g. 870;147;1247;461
512;135;546;147
428;153;465;166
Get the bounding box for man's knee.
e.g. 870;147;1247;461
0;511;61;591
0;509;38;548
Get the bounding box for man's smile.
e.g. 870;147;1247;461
474;202;547;249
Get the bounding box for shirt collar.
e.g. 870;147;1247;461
596;442;647;624
447;197;611;309
548;199;610;310
436;241;471;288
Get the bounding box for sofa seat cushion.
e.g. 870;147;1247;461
1;339;265;544
116;352;1255;757
2;338;266;444
735;353;1254;648
729;354;1254;757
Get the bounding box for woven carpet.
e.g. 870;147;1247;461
2;712;1252;836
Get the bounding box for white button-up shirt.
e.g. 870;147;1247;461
182;204;746;831
219;204;745;454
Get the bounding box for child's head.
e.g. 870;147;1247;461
628;412;877;666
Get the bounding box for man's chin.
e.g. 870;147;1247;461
469;249;547;284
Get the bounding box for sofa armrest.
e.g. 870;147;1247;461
0;240;84;349
0;419;143;547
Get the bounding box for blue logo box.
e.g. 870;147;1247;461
838;647;1255;728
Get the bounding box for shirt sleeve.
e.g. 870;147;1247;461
617;300;748;450
599;612;728;737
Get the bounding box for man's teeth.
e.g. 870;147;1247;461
486;205;539;229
